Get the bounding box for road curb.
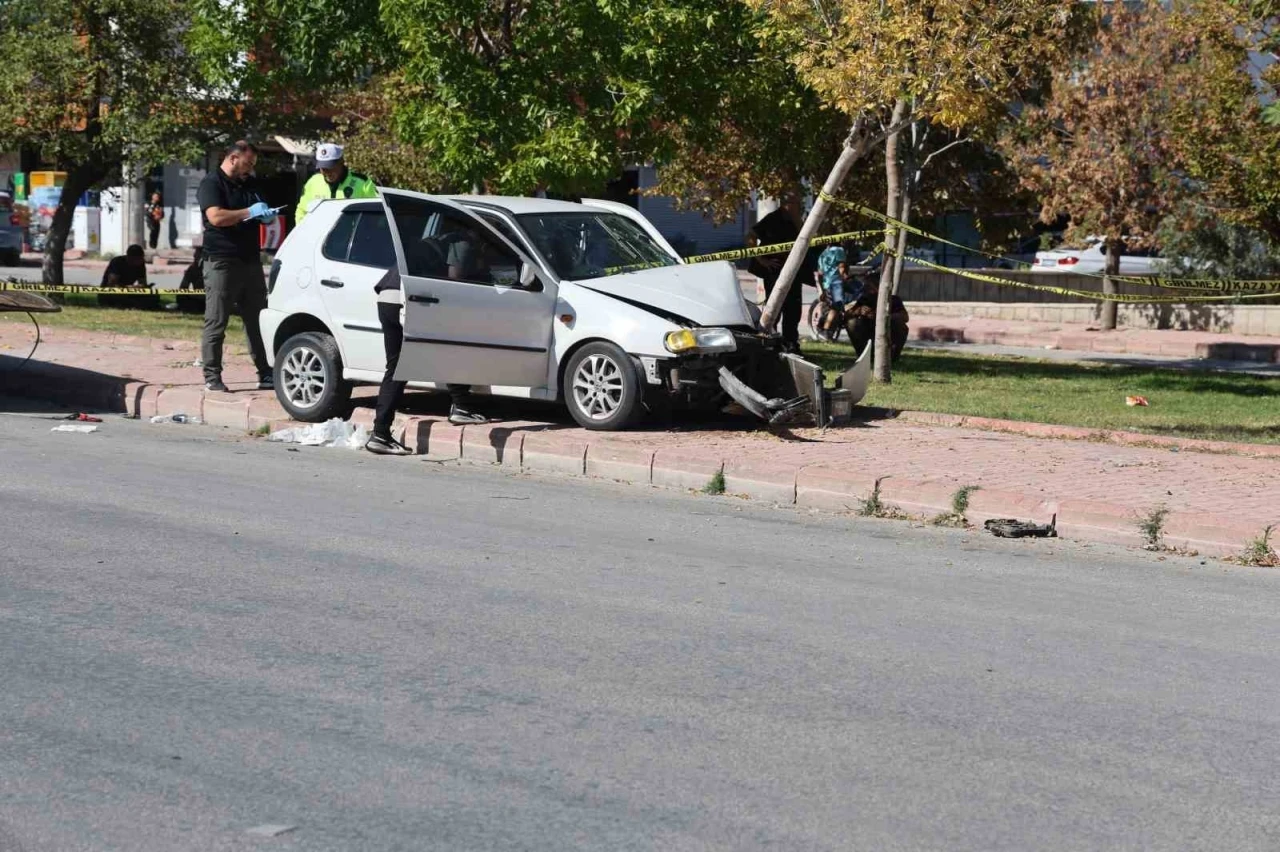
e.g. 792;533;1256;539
2;361;1272;558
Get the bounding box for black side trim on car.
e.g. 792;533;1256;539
404;336;546;354
343;324;383;334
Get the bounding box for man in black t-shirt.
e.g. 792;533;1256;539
196;140;277;393
101;244;148;287
97;244;161;310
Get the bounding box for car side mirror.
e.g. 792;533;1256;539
519;262;538;289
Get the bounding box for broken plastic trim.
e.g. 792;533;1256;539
717;366;814;425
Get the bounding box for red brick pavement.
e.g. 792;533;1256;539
2;321;1276;557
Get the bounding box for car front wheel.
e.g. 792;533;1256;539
273;331;353;422
564;341;643;431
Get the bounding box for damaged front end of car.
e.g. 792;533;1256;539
649;328;873;427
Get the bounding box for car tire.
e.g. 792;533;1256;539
0;250;19;266
564;341;643;431
273;331;353;423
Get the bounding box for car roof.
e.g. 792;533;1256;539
323;192;607;217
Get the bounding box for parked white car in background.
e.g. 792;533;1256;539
1033;237;1165;275
260;192;863;430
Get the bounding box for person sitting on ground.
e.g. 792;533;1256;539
174;246;206;314
847;271;910;361
103;244;148;287
98;244;159;309
816;245;861;333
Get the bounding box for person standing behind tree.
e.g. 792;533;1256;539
747;207;816;353
145;191;164;250
295;142;378;224
197;140;276;393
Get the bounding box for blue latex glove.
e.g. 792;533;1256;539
247;201;272;222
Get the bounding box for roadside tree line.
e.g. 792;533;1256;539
1;0;1277;379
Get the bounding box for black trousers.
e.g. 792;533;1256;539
849;316;909;361
148;221;160;250
201;256;270;382
763;274;803;346
374;302;469;439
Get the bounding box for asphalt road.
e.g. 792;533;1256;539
3;408;1280;851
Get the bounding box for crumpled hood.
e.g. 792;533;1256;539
575;262;753;327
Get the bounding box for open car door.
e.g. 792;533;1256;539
382;191;556;388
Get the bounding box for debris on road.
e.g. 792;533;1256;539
244;824;298;838
150;413;201;424
984;518;1057;539
268;417;369;449
51;424;99;433
62;413;103;422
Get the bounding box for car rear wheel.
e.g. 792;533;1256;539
273;331;352;422
564;341;643;431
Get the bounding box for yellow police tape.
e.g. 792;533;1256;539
897;250;1280;304
603;229;881;275
0;281;206;296
821;191;1280;295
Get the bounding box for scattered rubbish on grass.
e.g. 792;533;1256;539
1125;395;1150;407
267;417;368;449
150;413;201;424
62;413;103;422
984;517;1057;539
51;424;99;433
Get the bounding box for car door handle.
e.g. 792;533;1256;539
408;294;440;304
320;278;344;288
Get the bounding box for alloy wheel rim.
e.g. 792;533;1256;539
282;346;327;409
572;354;624;420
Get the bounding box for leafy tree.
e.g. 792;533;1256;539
0;0;225;283
379;0;802;196
1004;0;1275;330
750;0;1073;381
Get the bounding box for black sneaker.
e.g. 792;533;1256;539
205;378;230;393
449;405;489;426
257;375;275;391
365;434;413;456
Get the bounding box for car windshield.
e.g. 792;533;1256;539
515;212;678;281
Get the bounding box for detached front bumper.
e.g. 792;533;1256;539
644;332;873;426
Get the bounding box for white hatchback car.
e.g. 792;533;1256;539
261;191;867;430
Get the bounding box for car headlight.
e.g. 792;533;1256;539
664;327;737;354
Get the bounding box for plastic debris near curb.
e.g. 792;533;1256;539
150;413;201;424
51;423;98;433
268;418;369;449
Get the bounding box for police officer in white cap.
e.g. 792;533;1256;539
295;142;378;223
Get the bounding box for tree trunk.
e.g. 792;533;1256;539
758;136;869;332
1101;237;1120;331
891;120;919;296
41;165;97;286
891;179;914;296
874;99;910;384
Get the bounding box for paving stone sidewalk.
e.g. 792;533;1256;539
1;322;1276;557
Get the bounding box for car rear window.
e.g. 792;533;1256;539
322;211;358;261
348;211;396;268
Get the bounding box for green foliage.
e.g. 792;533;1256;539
1139;504;1171;551
1238;525;1280;567
1155;207;1280;280
857;478;886;517
187;0;389;105
380;0;805;196
0;0;212;171
703;469;726;495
